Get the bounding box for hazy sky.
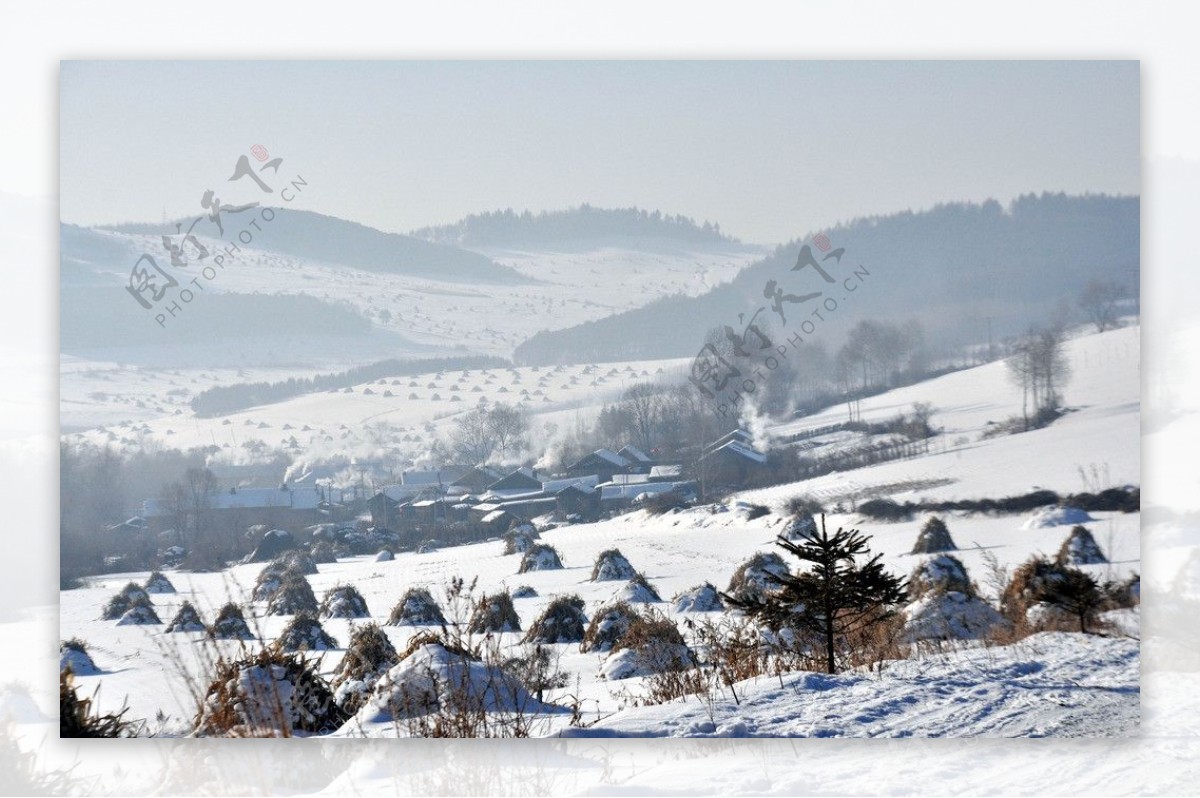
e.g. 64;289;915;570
60;61;1138;244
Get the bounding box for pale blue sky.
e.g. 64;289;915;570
60;61;1138;244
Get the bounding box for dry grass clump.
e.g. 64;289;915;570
590;549;636;582
320;584;370;619
193;647;348;736
467;590;522;634
580;601;639;653
330;622;400;713
911;516;957;554
523;595;587;644
518;544;563;573
208;602;255;641
165;600;206;633
60;670;134;738
276;615;339;652
266;572;319;616
386;587;447;627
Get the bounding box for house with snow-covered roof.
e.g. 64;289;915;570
564;448;631;483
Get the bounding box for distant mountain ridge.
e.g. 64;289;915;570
411;204;741;248
512;193;1140;365
104;208;529;284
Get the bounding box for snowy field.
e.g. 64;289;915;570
59;497;1140;740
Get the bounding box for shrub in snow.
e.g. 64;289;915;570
511;585;538;599
785;496;824;517
614;573;662;604
208;603;255;641
386;587;447;627
416;540;441;554
1103;572;1140;609
355;640;554;729
908;554;975;600
320;584;370;619
165;601;206;633
1021;506;1094;530
590;548;636;582
276;615;338;652
523;595;587;644
143;571;176;594
672;582;725;613
60;638;98;675
857;498;909;522
600;612;693;681
726;552;788;602
518;544;563;573
467;591;521;634
243;529;297;563
194;648;347;736
309;541;338;564
580;601;639;653
374;549;395;562
910;516;957;554
330;622;399;713
116;600;161;626
1055;525;1108;566
267;573;319;616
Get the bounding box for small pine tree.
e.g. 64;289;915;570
724;514;907;674
1039;567;1104;633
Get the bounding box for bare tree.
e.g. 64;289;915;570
1079;279;1124;333
487;403;528;459
450;403;528;464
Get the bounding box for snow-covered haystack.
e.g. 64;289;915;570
143;571;176;594
1056;525;1108;566
614;573;662;604
672;582;725;613
277;550;319;576
502;526;540;555
243;529;297;563
1001;556;1071;626
354;641;555;727
116;600;161;626
100;583;150;620
726;552;788;602
600;612;694;681
908;554;974;599
590;549;637;582
1022;506;1094;529
276;615;338;652
518;544;563;573
580;601;639;653
523;595;587;644
330;622;399;714
911;516;957;554
905;555;1003;641
511;585;538;599
194;648;348;736
165;600;206;633
783;513;817;541
386;588;447;627
374;549;395;563
266;572;319;616
208;603;255;641
60;639;98;675
320;584;370;620
467;591;521;634
251;561;289;602
309;541;339;564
